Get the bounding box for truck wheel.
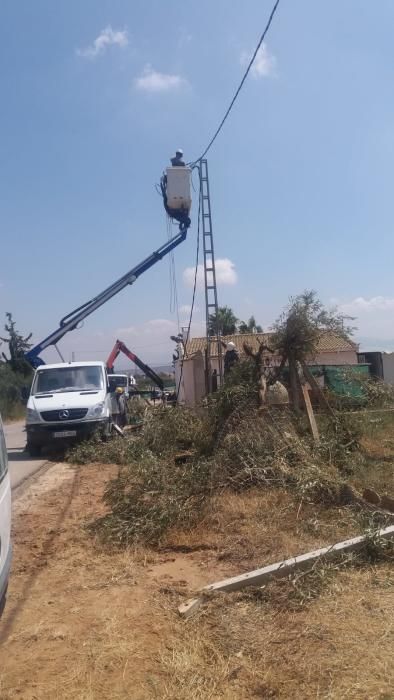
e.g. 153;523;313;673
27;444;41;457
102;422;112;442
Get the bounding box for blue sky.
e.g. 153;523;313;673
1;0;394;366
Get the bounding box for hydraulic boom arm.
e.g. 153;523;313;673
25;227;188;367
106;340;164;391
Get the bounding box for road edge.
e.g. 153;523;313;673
11;461;56;500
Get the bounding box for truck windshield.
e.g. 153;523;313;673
32;366;104;394
112;376;127;386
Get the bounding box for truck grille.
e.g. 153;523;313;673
40;408;88;422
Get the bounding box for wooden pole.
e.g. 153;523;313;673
301;382;320;443
298;363;320;443
301;362;336;418
178;525;394;616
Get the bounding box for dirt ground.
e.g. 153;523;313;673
0;461;393;699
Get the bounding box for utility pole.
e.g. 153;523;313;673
199;159;223;392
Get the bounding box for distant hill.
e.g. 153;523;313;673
116;364;174;376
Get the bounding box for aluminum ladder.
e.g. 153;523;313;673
199;159;223;392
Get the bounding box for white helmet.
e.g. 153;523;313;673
227;342;236;350
176;148;183;156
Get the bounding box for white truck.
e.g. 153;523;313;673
25;361;113;455
108;373;130;398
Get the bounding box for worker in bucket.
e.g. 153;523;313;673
224;341;239;376
170;149;185;167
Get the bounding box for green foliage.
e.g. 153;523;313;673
208;359;259;431
238;315;263;334
68;433;146;466
331;369;394;410
316;413;363;472
75;392;367;546
208;306;238;336
0;362;30;419
0;312;33;375
0;313;33;418
93;454;212;545
208;306;264;337
142;405;213;456
271;290;355;363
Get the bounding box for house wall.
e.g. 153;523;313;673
382;353;394;384
312;350;358;366
175;351;206;406
179;348;358;406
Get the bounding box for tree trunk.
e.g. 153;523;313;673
289;355;300;415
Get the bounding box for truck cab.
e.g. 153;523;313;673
108;373;129;398
25;361;112;455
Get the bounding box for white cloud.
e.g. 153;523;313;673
183;258;237;289
240;42;277;78
335;296;394;348
182;265;203;289
76;26;128;59
135;65;187;92
216;258;238;285
338;296;394;314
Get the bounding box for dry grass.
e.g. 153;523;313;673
163;489;364;571
2;462;393;699
159;564;394;700
350;410;394;495
66;401;394;548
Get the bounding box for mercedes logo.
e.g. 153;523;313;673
59;409;69;419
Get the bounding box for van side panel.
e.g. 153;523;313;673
0;478;12;602
0;418;12;607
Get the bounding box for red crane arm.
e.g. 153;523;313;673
106;339;164;391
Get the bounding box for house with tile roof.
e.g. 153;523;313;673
176;331;359;406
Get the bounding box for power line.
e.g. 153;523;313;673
191;0;281;164
176;168;202;399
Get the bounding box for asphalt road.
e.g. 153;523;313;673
4;421;50;490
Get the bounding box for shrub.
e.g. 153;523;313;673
0;362;29;420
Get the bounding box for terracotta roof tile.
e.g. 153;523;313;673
185;332;357;359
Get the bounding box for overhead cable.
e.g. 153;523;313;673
191;0;281;164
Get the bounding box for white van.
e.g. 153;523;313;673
0;415;12;617
25;361;112;455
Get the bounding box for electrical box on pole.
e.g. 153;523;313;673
199;159;223;392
